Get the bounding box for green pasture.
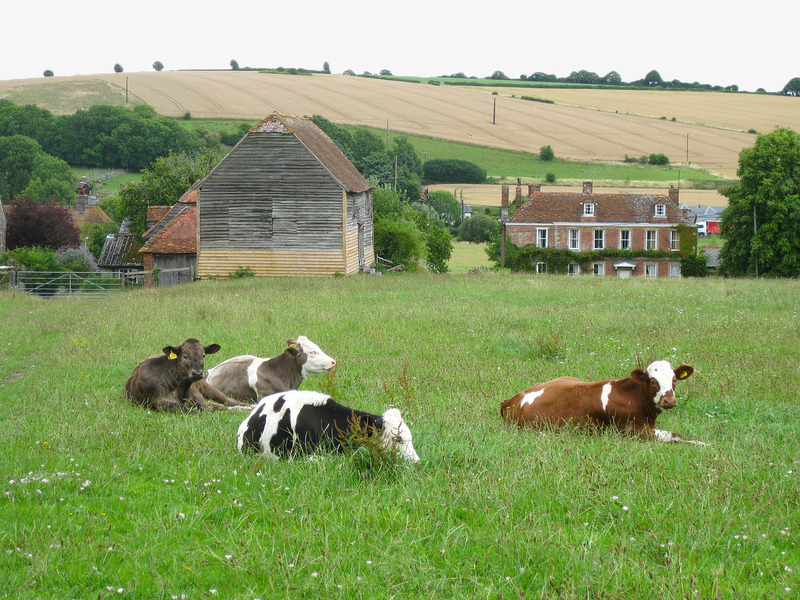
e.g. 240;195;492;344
1;274;798;598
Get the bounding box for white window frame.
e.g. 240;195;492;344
535;262;547;274
536;228;548;248
645;263;658;277
670;230;680;251
619;229;631;250
669;263;681;278
645;229;658;251
654;203;666;217
583;203;595;217
568;263;581;276
593;229;605;250
568;229;580;251
592;262;605;276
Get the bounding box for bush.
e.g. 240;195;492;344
423;159;486;184
43;70;54;77
113;63;123;73
56;247;98;272
681;253;709;277
1;246;59;271
220;131;243;146
540;145;555;161
458;213;499;243
648;153;670;165
424;224;453;273
229;265;255;278
545;172;557;183
374;218;426;270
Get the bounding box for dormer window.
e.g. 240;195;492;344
582;203;596;217
654;203;666;217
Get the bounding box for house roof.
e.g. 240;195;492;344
140;205;197;255
246;113;373;194
143;187;198;240
98;233;143;268
510;189;692;225
146;206;172;229
679;204;726;222
69;205;112;225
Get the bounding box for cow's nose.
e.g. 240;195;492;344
658;394;677;409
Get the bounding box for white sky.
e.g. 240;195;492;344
2;1;794;93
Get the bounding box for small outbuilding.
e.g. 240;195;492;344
196;113;375;277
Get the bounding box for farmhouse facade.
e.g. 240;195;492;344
195;113;375;277
505;182;695;278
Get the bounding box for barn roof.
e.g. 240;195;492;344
140;205;196;255
69;205;112;225
510;189;692;225
246;113;373;194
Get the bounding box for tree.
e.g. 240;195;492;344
540;145;555;161
458;213;499;243
0;135;42;201
230;60;240;70
322;61;330;74
643;70;663;86
782;77;800;97
379;69;393;76
113;63;124;73
488;71;509;80
428;190;461;227
602;71;622;85
21;152;74;203
5;198;80;250
43;70;54;77
153;61;164;72
719;127;800;277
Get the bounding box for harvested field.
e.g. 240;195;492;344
0;71;766;178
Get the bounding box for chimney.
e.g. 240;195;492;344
668;185;679;204
76;194;87;215
582;181;593;195
528;184;541;196
501;186;509;219
514;186;522;209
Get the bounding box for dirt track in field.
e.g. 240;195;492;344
4;71;794;179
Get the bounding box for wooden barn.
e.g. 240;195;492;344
196;113;375;277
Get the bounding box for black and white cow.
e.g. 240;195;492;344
236;390;420;462
206;336;335;404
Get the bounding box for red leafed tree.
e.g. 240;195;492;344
5;197;80;251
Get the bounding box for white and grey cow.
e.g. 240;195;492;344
206;336;335;404
236;390;420;462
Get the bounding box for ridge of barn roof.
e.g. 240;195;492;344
510;189;692;225
248;112;373;194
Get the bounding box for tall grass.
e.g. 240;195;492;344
1;274;798;598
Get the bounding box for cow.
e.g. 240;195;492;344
236;390;420;462
123;338;250;412
500;360;705;444
205;336;335;404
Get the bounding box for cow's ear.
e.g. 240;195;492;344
674;365;694;380
163;345;180;360
204;344;221;355
285;345;301;357
631;368;648;383
286;339;298;348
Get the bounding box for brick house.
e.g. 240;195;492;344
504;182;695;278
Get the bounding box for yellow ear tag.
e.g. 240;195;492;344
288;343;296;348
678;371;687;379
168;351;178;360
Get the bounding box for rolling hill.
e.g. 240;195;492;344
5;71;797;182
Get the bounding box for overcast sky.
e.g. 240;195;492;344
2;1;794;93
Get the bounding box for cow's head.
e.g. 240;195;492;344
290;336;336;378
380;408;420;463
163;338;221;382
632;360;694;410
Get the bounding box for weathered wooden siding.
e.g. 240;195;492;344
199;134;344;252
198;250;350;277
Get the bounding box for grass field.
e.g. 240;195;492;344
1;274;798;598
0;71;778;178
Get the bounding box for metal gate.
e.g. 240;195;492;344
6;268;194;298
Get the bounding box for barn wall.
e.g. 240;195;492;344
199;133;345;253
197;250;351;278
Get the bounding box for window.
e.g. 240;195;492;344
536;228;548;248
568;229;580;251
593;229;605;250
592;262;605;276
619;230;631;250
536;262;547;274
654;204;666;217
669;263;681;278
645;229;658;250
670;230;680;251
645;263;658;277
568;263;581;276
583;203;595;217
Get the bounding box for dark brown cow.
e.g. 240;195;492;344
500;360;705;444
123;338;250;412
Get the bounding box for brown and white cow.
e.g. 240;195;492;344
123;338;250;412
205;336;335;404
500;360;705;444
